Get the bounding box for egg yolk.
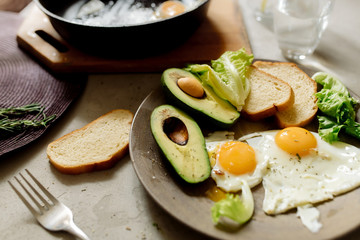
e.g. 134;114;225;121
205;185;227;202
158;1;186;19
275;127;317;157
218;141;256;175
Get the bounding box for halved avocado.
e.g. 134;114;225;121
150;104;210;183
161;68;240;128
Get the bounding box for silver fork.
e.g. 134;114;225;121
8;169;91;240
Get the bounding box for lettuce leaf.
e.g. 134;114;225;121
316;89;355;123
186;64;230;99
343;118;360;139
211;181;254;227
186;48;253;111
314;72;358;122
313;72;359;142
317;115;344;143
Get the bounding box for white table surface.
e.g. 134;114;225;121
1;0;360;239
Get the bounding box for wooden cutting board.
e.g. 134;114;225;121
17;0;252;73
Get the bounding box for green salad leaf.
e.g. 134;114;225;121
186;48;253;111
211;181;254;227
313;72;360;143
317;115;344;143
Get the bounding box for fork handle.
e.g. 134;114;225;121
65;221;91;240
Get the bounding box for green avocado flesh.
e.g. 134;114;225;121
161;68;240;128
150;104;211;183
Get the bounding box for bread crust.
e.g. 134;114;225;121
47;109;133;174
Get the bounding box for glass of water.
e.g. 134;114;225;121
273;0;335;60
248;0;274;23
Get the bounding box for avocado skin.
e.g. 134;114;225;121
161;68;240;129
150;104;211;184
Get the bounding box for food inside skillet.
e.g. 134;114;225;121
64;0;205;26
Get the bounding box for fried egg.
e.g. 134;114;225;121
206;127;360;232
258;128;360;215
205;131;268;192
156;1;186;19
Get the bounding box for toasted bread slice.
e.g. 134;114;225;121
47;109;133;174
253;61;318;127
242;66;293;121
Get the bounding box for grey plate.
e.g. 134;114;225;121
129;62;360;240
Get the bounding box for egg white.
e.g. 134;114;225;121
205;131;269;192
245;130;360;215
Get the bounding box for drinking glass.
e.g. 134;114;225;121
273;0;334;60
248;0;274;23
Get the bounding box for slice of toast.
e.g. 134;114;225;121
242;66;293;121
47;109;133;174
253;61;318;127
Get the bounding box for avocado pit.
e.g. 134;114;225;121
163;117;189;145
177;77;205;98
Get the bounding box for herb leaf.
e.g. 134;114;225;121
0;103;56;137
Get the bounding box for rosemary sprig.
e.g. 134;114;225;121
0;103;45;117
0;103;56;136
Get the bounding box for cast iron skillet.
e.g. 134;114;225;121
34;0;210;58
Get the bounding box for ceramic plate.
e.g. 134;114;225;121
129;62;360;239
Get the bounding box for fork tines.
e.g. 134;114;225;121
8;169;58;216
8;169;91;240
